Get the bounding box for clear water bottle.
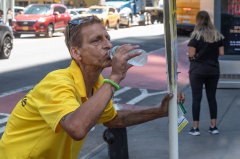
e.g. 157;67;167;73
108;46;148;66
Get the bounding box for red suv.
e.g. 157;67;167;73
12;4;71;38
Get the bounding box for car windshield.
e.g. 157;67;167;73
86;9;106;14
106;0;129;1
77;10;86;14
23;6;51;15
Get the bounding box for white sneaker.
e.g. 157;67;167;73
189;127;201;136
209;126;219;134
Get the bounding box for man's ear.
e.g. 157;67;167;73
70;47;82;61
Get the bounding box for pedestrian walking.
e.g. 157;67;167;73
7;9;13;26
187;11;224;136
0;9;5;24
0;9;3;18
0;16;185;158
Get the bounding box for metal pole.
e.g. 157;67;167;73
11;0;14;19
3;0;6;23
163;0;178;158
169;86;178;159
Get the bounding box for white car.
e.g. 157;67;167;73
68;9;81;20
74;8;89;17
14;6;25;17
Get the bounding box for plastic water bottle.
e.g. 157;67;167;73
108;46;148;66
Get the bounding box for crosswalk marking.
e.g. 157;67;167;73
0;113;10;134
0;113;10;117
126;89;168;105
114;87;131;96
0;85;35;98
0;116;9;124
0;126;6;134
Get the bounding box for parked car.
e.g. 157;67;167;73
68;9;81;20
12;4;71;38
14;6;25;17
85;6;120;30
0;18;13;59
75;8;88;15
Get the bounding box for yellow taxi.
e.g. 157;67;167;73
85;5;120;30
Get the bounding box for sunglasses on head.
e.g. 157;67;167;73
68;16;93;26
67;16;93;50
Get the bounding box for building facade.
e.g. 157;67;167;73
15;0;61;7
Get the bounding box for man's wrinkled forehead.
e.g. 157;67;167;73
81;23;110;41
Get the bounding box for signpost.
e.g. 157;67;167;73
163;0;178;158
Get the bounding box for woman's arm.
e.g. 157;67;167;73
188;46;196;58
219;46;224;56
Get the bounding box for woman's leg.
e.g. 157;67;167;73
204;74;219;126
189;73;205;128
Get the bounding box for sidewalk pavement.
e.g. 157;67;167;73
81;43;240;159
82;86;240;159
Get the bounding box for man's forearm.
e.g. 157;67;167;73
103;108;166;128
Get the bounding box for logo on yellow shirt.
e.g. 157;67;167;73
21;93;29;107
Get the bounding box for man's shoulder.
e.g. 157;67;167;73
37;68;75;89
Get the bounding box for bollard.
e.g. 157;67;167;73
102;99;129;159
103;127;129;159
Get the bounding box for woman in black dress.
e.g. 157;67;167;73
188;11;224;136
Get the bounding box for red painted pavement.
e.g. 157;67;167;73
102;42;190;91
121;104;152;110
0;92;25;114
0;43;190;113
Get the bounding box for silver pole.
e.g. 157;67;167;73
11;0;14;19
163;0;179;158
169;87;178;159
3;0;6;23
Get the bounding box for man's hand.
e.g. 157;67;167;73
177;92;185;104
157;92;186;117
157;94;173;117
109;44;142;84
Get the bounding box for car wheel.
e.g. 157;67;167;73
0;37;12;59
147;13;151;25
114;21;119;30
139;17;146;26
46;24;53;38
151;18;155;24
127;15;131;28
105;21;109;30
14;33;21;38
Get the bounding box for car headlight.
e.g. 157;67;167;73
96;15;105;19
38;17;46;22
120;13;127;17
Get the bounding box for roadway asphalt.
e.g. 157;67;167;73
78;43;240;159
82;87;240;159
1;33;239;159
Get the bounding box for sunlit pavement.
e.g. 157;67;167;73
0;23;193;158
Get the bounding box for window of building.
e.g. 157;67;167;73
18;1;28;7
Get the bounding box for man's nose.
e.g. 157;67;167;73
104;38;112;49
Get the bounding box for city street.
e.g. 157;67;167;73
0;23;191;158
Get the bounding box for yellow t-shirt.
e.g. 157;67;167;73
0;60;117;159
